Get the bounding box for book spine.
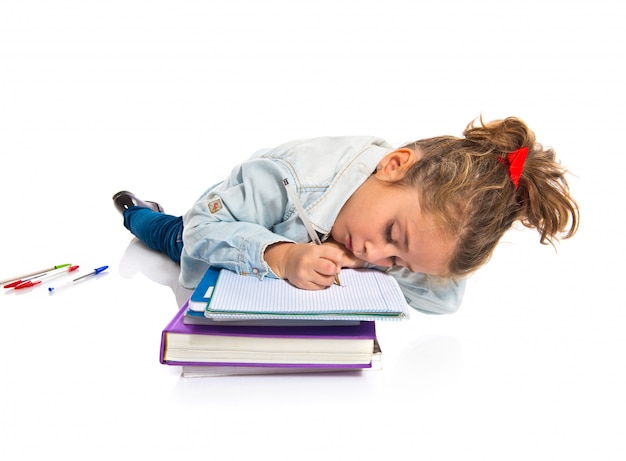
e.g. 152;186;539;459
188;267;220;312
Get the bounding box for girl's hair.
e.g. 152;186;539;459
400;116;579;277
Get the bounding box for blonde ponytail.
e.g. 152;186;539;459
400;116;579;276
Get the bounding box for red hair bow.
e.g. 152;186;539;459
498;146;529;189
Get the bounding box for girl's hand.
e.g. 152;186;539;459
320;238;366;269
265;241;361;290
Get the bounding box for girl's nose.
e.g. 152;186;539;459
364;242;393;267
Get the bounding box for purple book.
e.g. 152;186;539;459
160;301;377;368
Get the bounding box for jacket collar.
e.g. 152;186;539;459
307;144;391;236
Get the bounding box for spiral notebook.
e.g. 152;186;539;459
189;267;410;321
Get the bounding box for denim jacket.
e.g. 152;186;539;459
181;136;465;314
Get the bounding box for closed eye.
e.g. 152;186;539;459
386;222;398;266
385;221;395;244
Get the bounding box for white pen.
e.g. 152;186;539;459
283;178;341;286
2;263;72;287
14;265;80;289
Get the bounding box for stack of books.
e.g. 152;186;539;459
160;267;410;377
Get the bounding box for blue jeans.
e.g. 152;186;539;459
123;207;184;263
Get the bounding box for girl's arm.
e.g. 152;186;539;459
182;158;295;279
182;157;347;289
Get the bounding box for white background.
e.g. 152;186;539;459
1;1;624;460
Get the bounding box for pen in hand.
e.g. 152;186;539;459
283;178;341;286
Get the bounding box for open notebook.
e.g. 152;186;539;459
190;267;410;321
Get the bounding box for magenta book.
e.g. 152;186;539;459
160;301;377;368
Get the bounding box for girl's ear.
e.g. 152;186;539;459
375;148;417;180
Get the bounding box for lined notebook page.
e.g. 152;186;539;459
206;269;409;317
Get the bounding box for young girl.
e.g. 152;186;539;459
113;116;579;314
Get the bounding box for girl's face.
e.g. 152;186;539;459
331;149;456;276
